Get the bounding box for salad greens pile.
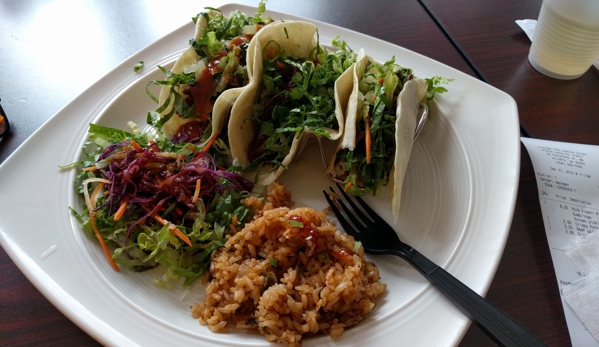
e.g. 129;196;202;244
68;123;254;286
336;58;451;196
243;37;356;172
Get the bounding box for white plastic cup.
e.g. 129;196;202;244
528;0;599;79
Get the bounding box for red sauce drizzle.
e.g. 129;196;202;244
289;215;321;243
183;51;229;122
184;68;214;122
229;36;245;49
173;121;207;143
207;51;228;74
332;249;351;260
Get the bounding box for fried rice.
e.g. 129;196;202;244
191;182;386;346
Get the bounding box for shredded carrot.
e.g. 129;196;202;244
194;130;221;161
152;214;192;247
90;214;120;272
175;207;184;216
192;179;202;204
203;129;220;152
82;165;97;172
140;204;191;246
152;214;167;225
187;145;198;153
88;182;120;272
130;140;142;150
90;183;105;207
365;116;372;164
344;181;354;191
232;214;238;227
113;196;130;221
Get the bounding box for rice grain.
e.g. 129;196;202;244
191;183;385;346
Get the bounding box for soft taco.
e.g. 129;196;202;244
326;54;430;218
147;2;271;164
228;21;356;188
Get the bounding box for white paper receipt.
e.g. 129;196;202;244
522;137;599;346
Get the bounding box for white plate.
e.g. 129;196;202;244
0;4;520;347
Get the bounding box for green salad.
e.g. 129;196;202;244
66;123;254;286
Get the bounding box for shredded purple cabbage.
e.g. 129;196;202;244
98;141;129;161
93;140;253;240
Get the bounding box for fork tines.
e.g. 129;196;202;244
323;183;377;238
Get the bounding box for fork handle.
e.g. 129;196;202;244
393;247;548;347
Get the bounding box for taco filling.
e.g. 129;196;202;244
243;37;356;172
147;2;272;151
226;21;357;188
329;54;451;216
332;57;418;196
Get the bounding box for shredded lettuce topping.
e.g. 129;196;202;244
242;37;356;172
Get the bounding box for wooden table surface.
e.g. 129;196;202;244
1;0;597;346
421;1;598;345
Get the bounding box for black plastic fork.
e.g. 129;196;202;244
323;184;548;347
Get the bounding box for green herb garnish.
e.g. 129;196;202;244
133;61;144;72
288;220;304;228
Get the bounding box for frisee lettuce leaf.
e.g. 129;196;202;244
425;75;453;101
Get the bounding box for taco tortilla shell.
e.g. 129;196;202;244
325;49;371;175
325;51;427;218
229;21;320;187
389;77;427;218
339;49;371;151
